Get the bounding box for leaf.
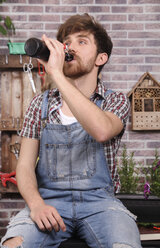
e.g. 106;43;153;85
0;0;6;3
4;16;12;29
0;24;7;35
4;16;16;35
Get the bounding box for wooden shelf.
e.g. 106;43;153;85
0;55;38;70
0;182;18;193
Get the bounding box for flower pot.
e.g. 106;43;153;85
7;42;26;55
116;194;160;223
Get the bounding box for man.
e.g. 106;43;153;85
1;13;141;248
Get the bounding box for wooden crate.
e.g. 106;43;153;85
0;55;42;193
0;57;41;131
0;132;21;192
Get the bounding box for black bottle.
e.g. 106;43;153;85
24;37;73;62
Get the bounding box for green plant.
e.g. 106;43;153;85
146;150;160;198
118;145;139;194
0;0;15;38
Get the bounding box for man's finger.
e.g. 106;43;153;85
47;214;60;232
41;216;54;232
36;218;46;232
52;209;66;232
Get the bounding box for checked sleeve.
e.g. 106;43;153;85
102;91;130;127
20;94;43;139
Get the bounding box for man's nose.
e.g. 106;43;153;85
68;42;76;53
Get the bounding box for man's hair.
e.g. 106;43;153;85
56;13;113;74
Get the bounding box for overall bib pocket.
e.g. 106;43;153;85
45;140;96;181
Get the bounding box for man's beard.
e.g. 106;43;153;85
63;55;96;79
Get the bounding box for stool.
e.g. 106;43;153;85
59;237;90;248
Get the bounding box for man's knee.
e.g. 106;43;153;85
2;236;23;248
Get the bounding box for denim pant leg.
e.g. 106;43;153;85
75;191;142;248
0;207;74;248
77;208;141;248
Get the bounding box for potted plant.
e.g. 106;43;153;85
145;150;160;198
137;153;160;243
0;0;25;55
117;144;140;194
117;145;160;223
0;0;15;37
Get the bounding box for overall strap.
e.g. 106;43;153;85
41;90;49;120
105;89;114;95
96;89;114;108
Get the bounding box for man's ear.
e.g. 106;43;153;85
95;53;108;66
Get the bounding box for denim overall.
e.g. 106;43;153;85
1;90;142;248
37;90;114;194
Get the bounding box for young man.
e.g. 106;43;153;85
1;13;142;248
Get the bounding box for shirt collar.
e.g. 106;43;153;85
90;79;107;100
48;88;62;113
49;79;107;110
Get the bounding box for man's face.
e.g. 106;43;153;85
63;32;98;78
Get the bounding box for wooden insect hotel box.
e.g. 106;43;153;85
127;72;160;131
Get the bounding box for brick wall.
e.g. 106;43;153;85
0;0;160;239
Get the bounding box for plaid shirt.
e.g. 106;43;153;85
20;81;130;193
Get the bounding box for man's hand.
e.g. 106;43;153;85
38;34;65;76
30;203;66;232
